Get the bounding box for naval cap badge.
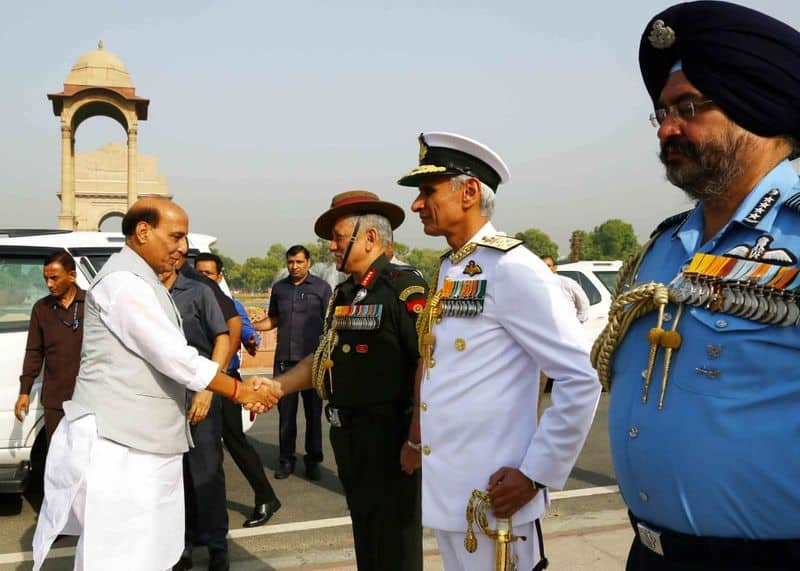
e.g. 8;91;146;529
649;19;676;49
418;133;428;161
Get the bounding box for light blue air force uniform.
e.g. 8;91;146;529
609;159;800;539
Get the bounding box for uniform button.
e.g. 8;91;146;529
422;445;431;456
454;338;466;351
716;319;728;328
420;403;428;412
639;491;649;502
641;369;647;379
629;427;639;438
430;358;436;368
663;312;673;323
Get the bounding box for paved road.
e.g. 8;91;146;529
0;391;627;570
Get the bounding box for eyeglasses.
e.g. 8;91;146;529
649;100;714;128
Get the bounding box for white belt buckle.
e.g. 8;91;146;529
636;522;665;556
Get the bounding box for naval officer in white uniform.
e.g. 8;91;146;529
398;133;601;570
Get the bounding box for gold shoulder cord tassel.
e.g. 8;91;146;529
465;490;526;571
312;292;340;399
417;262;443;379
591;241;684;409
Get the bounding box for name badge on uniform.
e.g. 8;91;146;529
636;522;664;556
439;279;487;318
332;304;383;330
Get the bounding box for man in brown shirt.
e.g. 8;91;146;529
14;251;85;438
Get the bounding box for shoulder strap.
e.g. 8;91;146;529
475;234;523;252
649;210;692;238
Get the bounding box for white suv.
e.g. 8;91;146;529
556;260;621;343
0;229;218;494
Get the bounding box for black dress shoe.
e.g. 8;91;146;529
208;550;230;571
172;554;193;570
274;460;295;479
243;498;281;528
305;461;321;481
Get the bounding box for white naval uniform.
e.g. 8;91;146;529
420;222;601;559
33;268;216;571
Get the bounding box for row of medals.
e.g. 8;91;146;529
332;304;383;330
439;278;487;318
669;253;800;326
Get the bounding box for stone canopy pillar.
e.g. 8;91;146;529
58;122;75;230
48;42;158;230
127;125;138;207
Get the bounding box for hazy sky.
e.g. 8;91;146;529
1;1;798;261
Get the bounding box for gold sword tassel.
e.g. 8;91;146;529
642;285;669;403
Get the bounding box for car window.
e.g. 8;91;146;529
0;256;50;332
593;270;619;293
558;271;602;305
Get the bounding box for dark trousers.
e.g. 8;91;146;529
221;372;278;506
43;407;64;439
329;409;422;571
184;395;228;554
276;361;323;464
627;524;800;570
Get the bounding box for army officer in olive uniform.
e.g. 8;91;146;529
272;190;427;571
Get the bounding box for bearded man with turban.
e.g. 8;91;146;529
594;2;800;569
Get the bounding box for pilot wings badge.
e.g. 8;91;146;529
724;234;796;266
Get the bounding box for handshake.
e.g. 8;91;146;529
234;376;283;414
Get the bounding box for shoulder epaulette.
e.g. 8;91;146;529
783;191;800;214
384;262;427;286
649;210;692;238
475;234;523;252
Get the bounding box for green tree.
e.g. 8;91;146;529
514;228;559;258
403;247;443;282
570;230;598;261
588;219;639;260
305;238;336;266
211;247;242;290
238;256;276;292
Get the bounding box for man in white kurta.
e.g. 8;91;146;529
33;198;277;571
398;132;601;570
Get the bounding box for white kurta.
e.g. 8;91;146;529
33;270;216;571
420;222;601;532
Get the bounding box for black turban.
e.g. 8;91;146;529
639;1;800;140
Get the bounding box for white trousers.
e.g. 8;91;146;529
435;520;544;571
33;413;184;571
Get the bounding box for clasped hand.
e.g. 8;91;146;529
237;376;282;413
486;466;538;519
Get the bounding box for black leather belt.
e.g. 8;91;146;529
324;403;410;428
629;511;800;567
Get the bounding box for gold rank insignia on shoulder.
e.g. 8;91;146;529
450;242;478;264
439;278;487;318
476;234;523;252
333;304;384;330
463;260;482;276
398;285;426;301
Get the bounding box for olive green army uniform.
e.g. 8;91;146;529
320;254;427;571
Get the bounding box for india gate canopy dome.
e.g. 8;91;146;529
65;41;133;88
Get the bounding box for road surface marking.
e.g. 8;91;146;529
0;485;619;563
